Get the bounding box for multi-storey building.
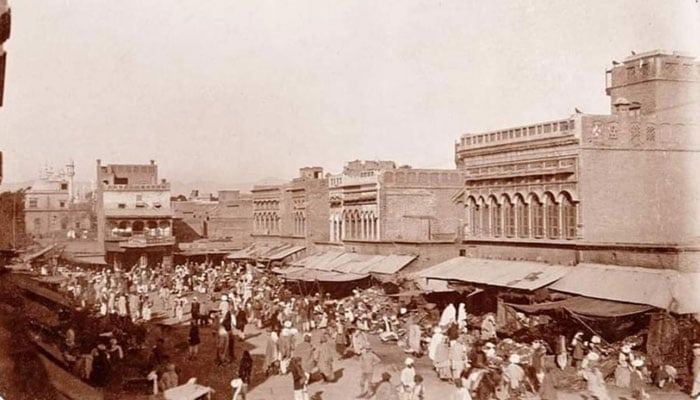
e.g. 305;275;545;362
95;160;175;268
453;50;700;271
172;190;253;245
251;185;282;236
252;167;329;247
172;192;218;241
207;190;254;243
328;160;463;243
24;163;94;239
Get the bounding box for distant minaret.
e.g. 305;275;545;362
65;160;75;203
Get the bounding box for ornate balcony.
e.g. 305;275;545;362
456;118;577;153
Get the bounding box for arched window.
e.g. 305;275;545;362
351;212;358;239
479;197;490;237
490;196;502;237
561;193;578;239
466;197;479;237
545;193;560;239
343;212;350;239
132;220;145;234
531;194;544;238
503;196;515;237
515;195;529;238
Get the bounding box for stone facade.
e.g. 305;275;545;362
252;167;329;248
454;50;700;271
96;160;175;268
24;164;94;240
205;190;253;245
328;160;463;243
172;198;217;239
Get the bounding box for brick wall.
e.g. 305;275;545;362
305;179;330;245
379;169;463;242
103;190;171;211
208;196;253;245
579;147;700;245
25;209;93;239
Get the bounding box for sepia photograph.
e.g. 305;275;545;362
0;1;699;399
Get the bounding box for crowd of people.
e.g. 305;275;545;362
25;258;700;400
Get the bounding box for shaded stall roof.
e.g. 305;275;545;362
417;257;569;291
415;277;452;293
178;239;243;256
163;383;214;400
291;251;416;275
295;250;345;271
22;244;56;263
506;296;653;318
226;242;305;261
62;254;107;265
280;266;368;282
60;241;106;265
549;263;700;315
260;244;306;261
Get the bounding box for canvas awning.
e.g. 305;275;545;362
22;244;56;263
417;257;570;291
260;244;306;261
226;243;305;261
291;251;416;275
416;277;452;293
506;296;653;318
163;383;213;400
549;263;700;315
226;245;256;260
62;254;108;265
178;240;242;256
281;266;368;283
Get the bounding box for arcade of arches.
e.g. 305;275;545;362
107;219;172;237
463;191;578;240
330;210;379;241
292;211;306;237
253;212;280;235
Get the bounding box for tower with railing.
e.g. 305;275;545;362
605;50;700;121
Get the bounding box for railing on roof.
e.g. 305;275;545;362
456;118;577;151
328;172;379;188
103;183;170;191
120;234;175;247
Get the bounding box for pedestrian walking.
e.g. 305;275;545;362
375;372;399;400
358;346;381;398
630;359;649;400
692;343;700;399
580;352;610;400
452;378;472;400
317;334;336;383
239;350;253;398
263;331;280;376
217;324;229;366
290;356;310;400
188;322;200;360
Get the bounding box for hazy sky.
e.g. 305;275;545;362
1;1;698;185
